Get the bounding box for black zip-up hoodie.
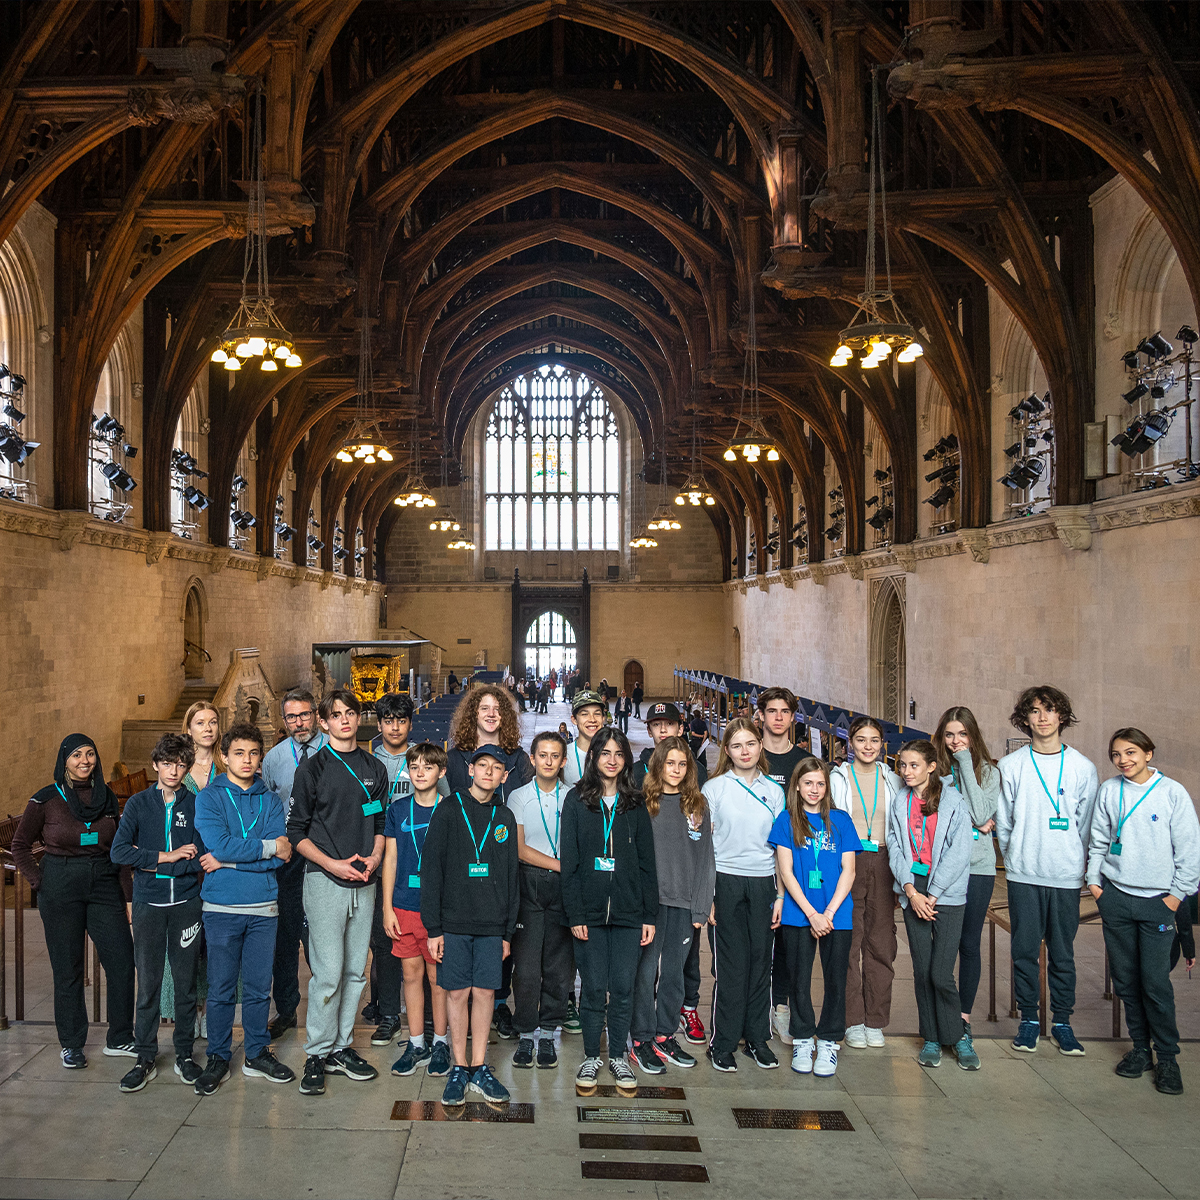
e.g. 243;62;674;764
420;789;519;939
561;787;659;929
445;744;534;803
109;784;203;905
287;745;389;888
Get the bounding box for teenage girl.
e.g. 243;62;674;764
561;728;658;1098
769;757;860;1078
701;718;786;1072
630;737;715;1075
1087;728;1200;1096
934;707;1000;1036
887;740;975;1070
830;717;902;1049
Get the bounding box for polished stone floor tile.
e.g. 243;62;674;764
0;1180;137;1199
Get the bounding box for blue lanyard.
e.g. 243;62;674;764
733;775;776;818
1029;746;1066;818
163;792;175;852
573;743;584;779
389;759;411;803
1116;774;1164;842
601;795;617;854
56;782;97;831
291;734;323;765
850;764;880;835
537;781;562;857
408;793;438;871
328;748;372;801
457;791;495;864
229;789;262;839
907;789;929;861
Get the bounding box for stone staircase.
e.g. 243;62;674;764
170;681;218;720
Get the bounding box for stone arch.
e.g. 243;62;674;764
180;576;209;682
1104;206;1181;346
731;625;742;681
869;575;907;727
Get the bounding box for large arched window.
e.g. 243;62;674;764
525;610;578;679
483;364;621;551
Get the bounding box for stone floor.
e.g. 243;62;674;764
1;697;1197;1199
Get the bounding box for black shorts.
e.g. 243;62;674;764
438;932;503;991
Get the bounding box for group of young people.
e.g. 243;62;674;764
11;679;1198;1106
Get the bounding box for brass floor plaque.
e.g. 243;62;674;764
390;1100;536;1123
582;1162;710;1182
578;1106;693;1125
579;1133;703;1153
593;1084;687;1099
731;1108;854;1131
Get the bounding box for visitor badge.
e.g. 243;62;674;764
1110;841;1122;857
408;873;421;887
972;829;980;841
362;799;383;816
594;856;615;872
807;870;823;890
80;831;99;846
911;862;930;876
468;862;489;877
860;839;879;853
1048;817;1069;831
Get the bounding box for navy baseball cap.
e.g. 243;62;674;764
469;744;507;765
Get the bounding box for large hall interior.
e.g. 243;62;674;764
2;2;1200;1198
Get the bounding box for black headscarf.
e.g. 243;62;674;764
51;733;119;824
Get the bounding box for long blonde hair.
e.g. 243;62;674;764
643;737;706;824
182;701;226;774
713;716;770;778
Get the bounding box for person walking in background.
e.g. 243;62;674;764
631;681;644;719
615;691;631;734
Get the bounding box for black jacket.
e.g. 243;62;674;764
561;787;659;929
110;785;203;905
445;745;534;804
634;744;708;789
287;745;389;888
421;790;519;939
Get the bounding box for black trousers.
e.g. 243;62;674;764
772;926;790;1008
271;853;309;1019
957;873;995;1017
682;928;702;1009
631;905;695;1042
132;897;202;1060
711;872;775;1055
511;865;574;1033
369;875;405;1018
1008;879;1080;1022
37;856;135;1051
903;878;966;1046
782;925;851;1042
575;924;642;1059
1098;881;1181;1057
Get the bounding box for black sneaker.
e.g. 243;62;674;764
492;1003;516;1040
536;1037;558;1069
268;1010;297;1041
174;1056;203;1085
743;1041;779;1069
512;1037;535;1069
119;1059;157;1093
427;1040;452;1077
654;1036;696;1068
102;1042;138;1059
194;1055;229;1096
299;1055;326;1095
1115;1046;1154;1078
325;1048;378;1081
361;1000;382;1025
707;1046;737;1073
1155;1057;1184;1095
371;1015;403;1047
630;1040;666;1074
60;1047;87;1070
243;1050;296;1083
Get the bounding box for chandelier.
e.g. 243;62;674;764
675;411;716;507
830;69;923;370
646;438;681;531
336;315;393;465
393;411;435;508
628;451;658;549
429;442;463;533
211;89;302;373
724;288;778;463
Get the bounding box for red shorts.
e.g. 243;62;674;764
392;907;435;965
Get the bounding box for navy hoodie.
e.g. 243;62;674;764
194;773;287;908
110;784;203;905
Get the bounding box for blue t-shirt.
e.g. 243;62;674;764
767;808;862;930
384;796;439;912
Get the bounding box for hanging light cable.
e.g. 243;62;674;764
629;450;658;548
724;288;779;463
429;440;463;533
675;409;716;507
647;436;681;531
336;314;393;465
392;410;436;508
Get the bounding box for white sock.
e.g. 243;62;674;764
682;1005;696;1012
410;1034;426;1050
532;1027;542;1041
433;1032;449;1046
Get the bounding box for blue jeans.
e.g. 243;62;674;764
203;911;277;1061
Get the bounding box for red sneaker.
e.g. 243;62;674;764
679;1006;706;1044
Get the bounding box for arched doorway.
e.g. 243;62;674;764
869;577;907;725
183;583;207;680
524;610;578;679
623;659;644;696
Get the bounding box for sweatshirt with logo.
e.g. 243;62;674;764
194;774;287;911
110;784;203;906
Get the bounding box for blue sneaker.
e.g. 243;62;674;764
917;1041;942;1067
1011;1020;1039;1053
441;1065;470;1108
469;1063;511;1104
391;1040;432;1077
1051;1023;1086;1057
427;1040;452;1078
954;1031;981;1071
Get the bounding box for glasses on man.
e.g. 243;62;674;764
284;710;316;723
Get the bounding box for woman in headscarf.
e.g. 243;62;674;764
11;734;136;1068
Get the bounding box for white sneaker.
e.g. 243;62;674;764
844;1023;868;1049
791;1037;814;1074
772;1005;793;1045
814;1039;838;1076
865;1027;886;1048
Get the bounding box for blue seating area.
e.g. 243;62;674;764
408;670;504;747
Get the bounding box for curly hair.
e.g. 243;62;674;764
642;736;706;823
1010;685;1077;735
449;684;522;753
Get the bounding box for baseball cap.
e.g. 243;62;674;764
469;743;507;765
571;690;606;714
645;702;683;724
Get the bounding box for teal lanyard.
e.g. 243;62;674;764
290;735;320;765
1029;746;1066;818
409;793;438;871
230;789;262;839
601;795;617;854
457;791;495;864
389;759;411;803
734;775;776;818
950;764;959;790
56;782;96;833
538;781;562;857
163;792;175;852
850;764;880;836
328;748;372;801
907;789;929;861
1116;774;1164;843
573;743;584;779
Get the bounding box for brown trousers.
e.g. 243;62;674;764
844;847;898;1028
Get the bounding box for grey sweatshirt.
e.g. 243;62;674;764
649;792;717;924
886;785;973;907
997;744;1099;889
944;751;1000;877
1086;772;1200;900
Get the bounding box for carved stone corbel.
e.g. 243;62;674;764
891;544;918;573
959;528;990;564
58;512;89;552
1050;504;1095;552
256;556;274;582
843;554;865;581
808;562;830;586
145;530;172;567
208;547;232;575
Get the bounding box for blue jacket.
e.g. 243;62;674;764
194;773;287;907
110;785;203;906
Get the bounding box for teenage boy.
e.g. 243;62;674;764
508;731;573;1070
288;688;389;1096
110;733;205;1092
997;685;1099;1056
421;745;520;1107
192;723;295;1095
564;690;608;785
382;742;452;1078
261;688;326;1040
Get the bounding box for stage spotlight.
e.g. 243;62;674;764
100;462;137;491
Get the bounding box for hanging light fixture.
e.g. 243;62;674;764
210;88;303;373
724;288;779;463
445;463;475;549
392;411;436;508
646;438;681;531
675;411;716;507
335;315;393;465
829;69;923;370
428;441;463;533
629;452;658;549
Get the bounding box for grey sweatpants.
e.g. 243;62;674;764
631;905;696;1043
302;872;376;1057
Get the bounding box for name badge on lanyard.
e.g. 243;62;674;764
80;831;99;846
594;856;615;872
408;873;421;887
807;869;823;890
860;839;879;853
468;862;489;878
362;799;383;816
1048;817;1069;831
